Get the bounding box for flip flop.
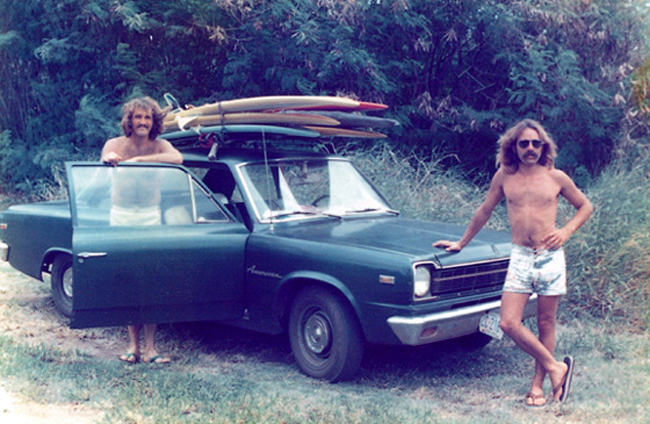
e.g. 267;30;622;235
553;356;575;403
119;352;139;363
526;392;546;408
146;354;171;364
559;356;574;402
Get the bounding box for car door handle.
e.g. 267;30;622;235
77;252;108;259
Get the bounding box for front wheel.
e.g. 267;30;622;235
289;286;364;382
51;255;73;317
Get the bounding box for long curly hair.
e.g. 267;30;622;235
496;119;558;173
120;96;167;140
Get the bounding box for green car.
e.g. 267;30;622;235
0;147;537;381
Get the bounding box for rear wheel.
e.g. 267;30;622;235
289;286;364;382
51;255;73;317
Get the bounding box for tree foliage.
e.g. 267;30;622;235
0;0;649;191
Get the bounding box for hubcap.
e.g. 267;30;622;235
304;311;332;356
62;267;73;298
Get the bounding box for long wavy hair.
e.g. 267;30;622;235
120;96;166;140
496;119;558;173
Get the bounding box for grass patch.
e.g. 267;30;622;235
0;323;647;423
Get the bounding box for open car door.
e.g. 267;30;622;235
66;162;249;329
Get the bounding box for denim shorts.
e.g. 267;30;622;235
503;245;567;296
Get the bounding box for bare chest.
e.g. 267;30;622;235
503;175;561;209
123;143;158;159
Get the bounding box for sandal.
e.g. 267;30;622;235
119;352;139;363
146;354;171;364
553;356;575;403
526;392;546;408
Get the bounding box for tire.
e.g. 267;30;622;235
289;286;364;382
51;255;73;317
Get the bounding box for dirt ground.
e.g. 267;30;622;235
0;383;102;424
0;261;113;423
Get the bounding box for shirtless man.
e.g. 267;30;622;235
434;119;593;406
101;96;183;364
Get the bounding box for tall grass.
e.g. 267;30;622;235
349;142;650;329
562;156;650;328
346;143;509;230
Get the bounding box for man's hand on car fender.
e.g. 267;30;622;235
433;240;463;252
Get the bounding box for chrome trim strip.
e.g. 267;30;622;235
434;256;510;270
77;252;108;259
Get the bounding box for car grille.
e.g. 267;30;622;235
431;259;509;296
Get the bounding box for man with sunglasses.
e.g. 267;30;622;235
434;119;593;407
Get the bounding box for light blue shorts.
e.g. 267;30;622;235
503;245;567;296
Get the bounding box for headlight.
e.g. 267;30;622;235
413;265;431;298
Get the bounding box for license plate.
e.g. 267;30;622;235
479;311;503;340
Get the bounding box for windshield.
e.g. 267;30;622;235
238;158;395;222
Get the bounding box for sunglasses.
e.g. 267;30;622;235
517;139;543;149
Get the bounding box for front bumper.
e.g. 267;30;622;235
387;294;538;345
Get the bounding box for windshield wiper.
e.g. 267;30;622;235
268;210;317;218
345;207;400;215
268;209;343;220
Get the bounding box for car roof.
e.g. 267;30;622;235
181;147;345;167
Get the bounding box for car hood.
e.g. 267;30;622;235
268;216;511;267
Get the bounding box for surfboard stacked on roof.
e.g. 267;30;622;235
160;95;398;147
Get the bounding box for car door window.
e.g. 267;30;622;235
70;165;228;227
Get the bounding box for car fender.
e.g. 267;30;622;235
274;270;364;333
42;247;73;274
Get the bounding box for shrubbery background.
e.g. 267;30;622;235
2;1;650;188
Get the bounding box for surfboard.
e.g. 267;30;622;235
302;126;388;138
285;111;398;129
289;100;388;111
164;112;341;132
160;124;322;141
166;96;363;120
